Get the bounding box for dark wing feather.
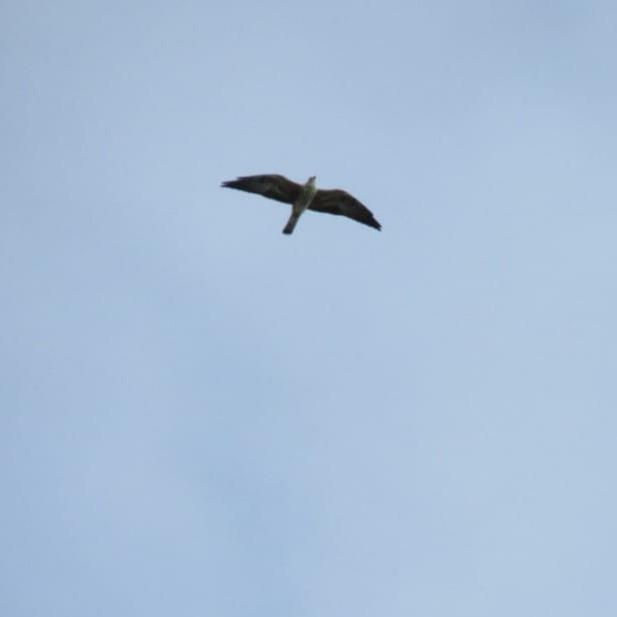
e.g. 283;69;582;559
221;174;302;205
311;189;381;231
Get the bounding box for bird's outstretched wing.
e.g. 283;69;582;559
221;174;302;205
311;189;382;231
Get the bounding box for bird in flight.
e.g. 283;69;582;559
221;174;381;235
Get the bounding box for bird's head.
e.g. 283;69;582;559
307;175;317;186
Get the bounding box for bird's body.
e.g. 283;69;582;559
221;174;381;234
282;176;317;234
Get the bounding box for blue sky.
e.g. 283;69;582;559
2;1;616;615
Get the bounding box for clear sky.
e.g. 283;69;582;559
2;1;616;615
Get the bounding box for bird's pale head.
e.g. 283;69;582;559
307;175;317;186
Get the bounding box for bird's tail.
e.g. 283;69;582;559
282;212;300;235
